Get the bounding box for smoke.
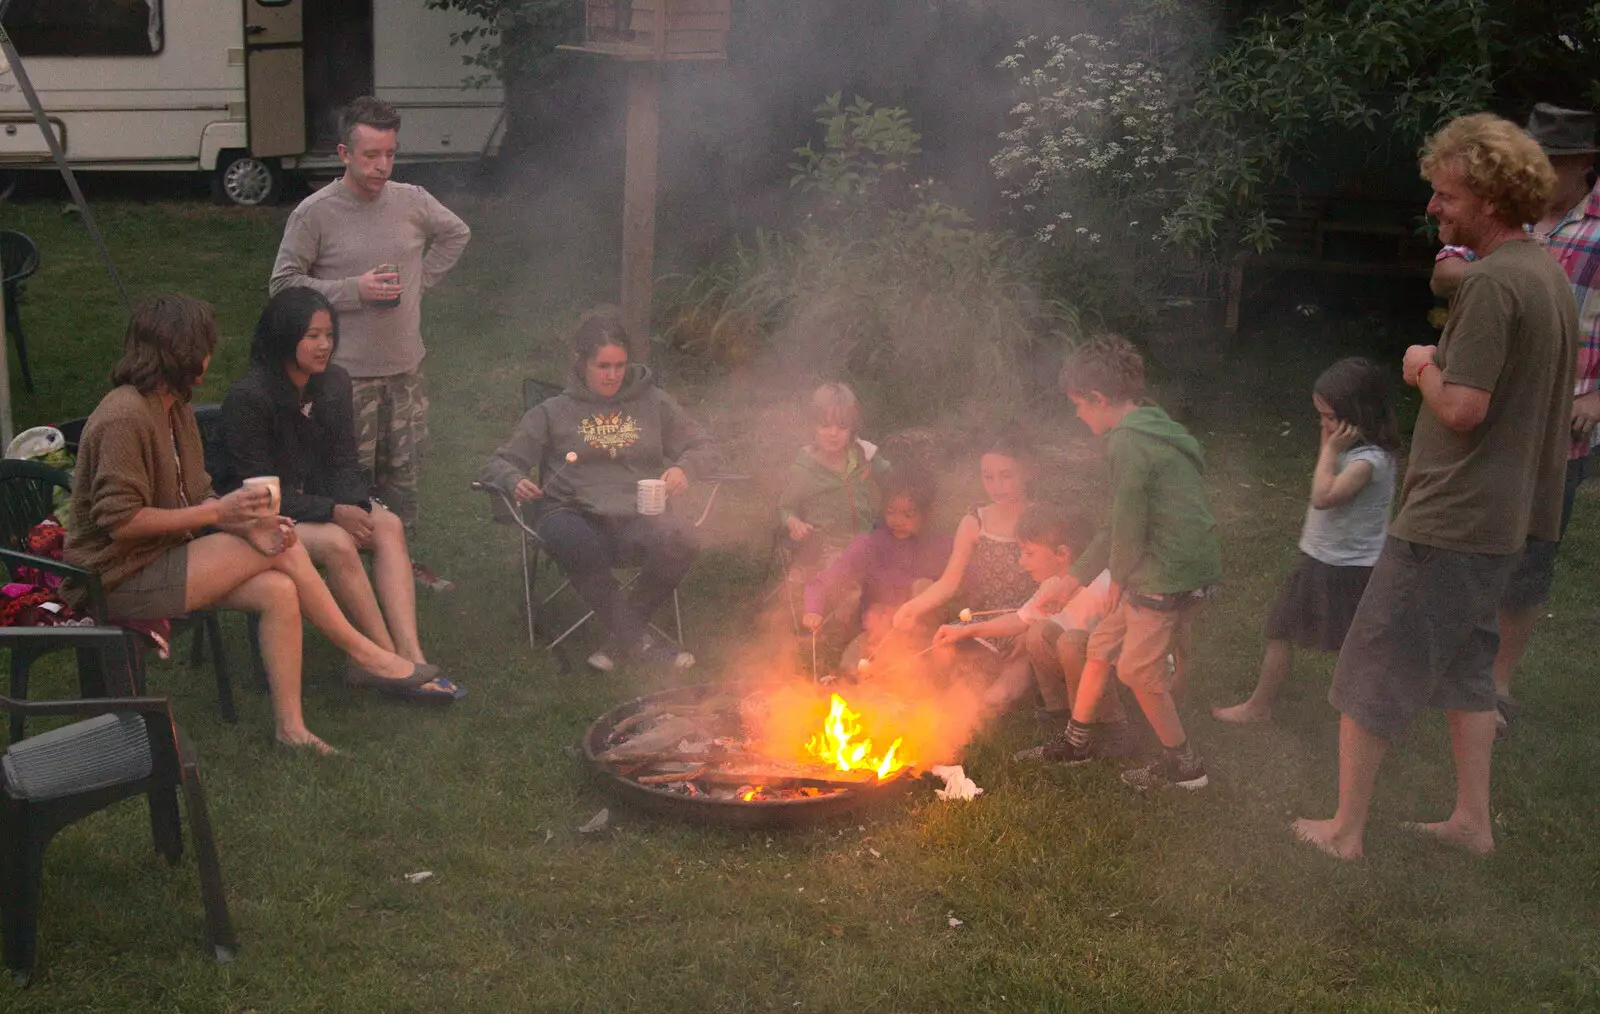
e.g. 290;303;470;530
478;2;1223;761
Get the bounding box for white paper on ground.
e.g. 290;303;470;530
930;765;984;801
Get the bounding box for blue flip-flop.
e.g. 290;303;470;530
347;662;466;704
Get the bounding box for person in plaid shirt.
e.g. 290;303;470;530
1431;103;1600;738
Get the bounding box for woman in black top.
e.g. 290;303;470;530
219;288;457;701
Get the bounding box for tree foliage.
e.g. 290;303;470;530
997;0;1600;268
421;0;572;86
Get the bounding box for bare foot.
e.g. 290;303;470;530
276;731;340;756
244;518;287;556
1212;701;1272;724
1401;820;1494;855
1292;817;1363;860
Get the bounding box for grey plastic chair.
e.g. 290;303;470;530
0;690;237;986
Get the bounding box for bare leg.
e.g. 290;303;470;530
211;571;333;754
266;540;423;678
185;529;432;685
1491;605;1538;699
1213;639;1293;724
1403;709;1496;854
183;531;284;611
1057;633;1126;723
1292;714;1389;860
1130;686;1186;748
297;522;397;655
1070;658;1115;724
367;506;424;663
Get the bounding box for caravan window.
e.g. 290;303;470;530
5;0;164;57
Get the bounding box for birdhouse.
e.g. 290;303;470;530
565;0;731;61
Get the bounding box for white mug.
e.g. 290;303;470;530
636;478;668;516
242;475;282;515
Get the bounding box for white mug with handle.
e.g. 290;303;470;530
636;478;668;516
242;475;282;515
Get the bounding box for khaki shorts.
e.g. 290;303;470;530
1086;596;1193;695
105;544;189;620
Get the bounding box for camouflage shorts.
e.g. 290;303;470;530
352;368;429;526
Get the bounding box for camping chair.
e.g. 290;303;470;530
0;459;242;724
0;690;237;986
0;231;39;394
474;377;745;664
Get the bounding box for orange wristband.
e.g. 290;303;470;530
1419;361;1438;380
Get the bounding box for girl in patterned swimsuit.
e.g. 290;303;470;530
894;436;1039;702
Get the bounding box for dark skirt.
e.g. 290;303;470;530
1263;553;1373;652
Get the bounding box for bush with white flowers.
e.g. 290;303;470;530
991;33;1182;256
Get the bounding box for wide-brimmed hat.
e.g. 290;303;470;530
1525;103;1600;156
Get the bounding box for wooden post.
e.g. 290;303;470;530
621;59;663;359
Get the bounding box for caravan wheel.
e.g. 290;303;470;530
212;153;283;207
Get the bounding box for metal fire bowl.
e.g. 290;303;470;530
582;683;914;830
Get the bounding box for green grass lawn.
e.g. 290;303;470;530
1;194;1597;1013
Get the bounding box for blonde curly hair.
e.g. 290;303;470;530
1419;113;1556;227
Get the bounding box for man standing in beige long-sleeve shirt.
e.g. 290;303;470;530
270;96;469;588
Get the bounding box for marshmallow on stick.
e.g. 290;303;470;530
959;607;1013;623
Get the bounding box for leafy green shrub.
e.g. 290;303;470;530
663;96;1079;425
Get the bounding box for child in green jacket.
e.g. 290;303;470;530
1041;335;1222;790
777;383;890;567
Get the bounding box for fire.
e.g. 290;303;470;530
806;693;905;779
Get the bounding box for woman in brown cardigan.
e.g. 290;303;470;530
66;294;458;755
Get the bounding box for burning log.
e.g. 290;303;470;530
584;683;923;824
635;765;707;784
690;766;878;789
595;715;710;761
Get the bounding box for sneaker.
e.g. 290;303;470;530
1120;753;1209;791
634;636;695;671
587;638;620;673
1014;722;1133;763
1013;729;1098;764
412;560;456;593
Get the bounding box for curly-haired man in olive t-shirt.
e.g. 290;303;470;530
1294;114;1577;860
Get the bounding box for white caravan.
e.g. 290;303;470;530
0;0;503;204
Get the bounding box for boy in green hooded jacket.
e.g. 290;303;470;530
1033;335;1222;790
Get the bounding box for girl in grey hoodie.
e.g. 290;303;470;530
480;315;720;670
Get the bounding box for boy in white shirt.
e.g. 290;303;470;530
933;504;1125;752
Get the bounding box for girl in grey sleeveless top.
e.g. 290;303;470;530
1214;358;1399;724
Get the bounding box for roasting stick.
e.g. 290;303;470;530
857;605;1008;674
545;451;579;486
808;595;855;682
860;640;942;679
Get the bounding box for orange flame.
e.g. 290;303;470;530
805;693;905;779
